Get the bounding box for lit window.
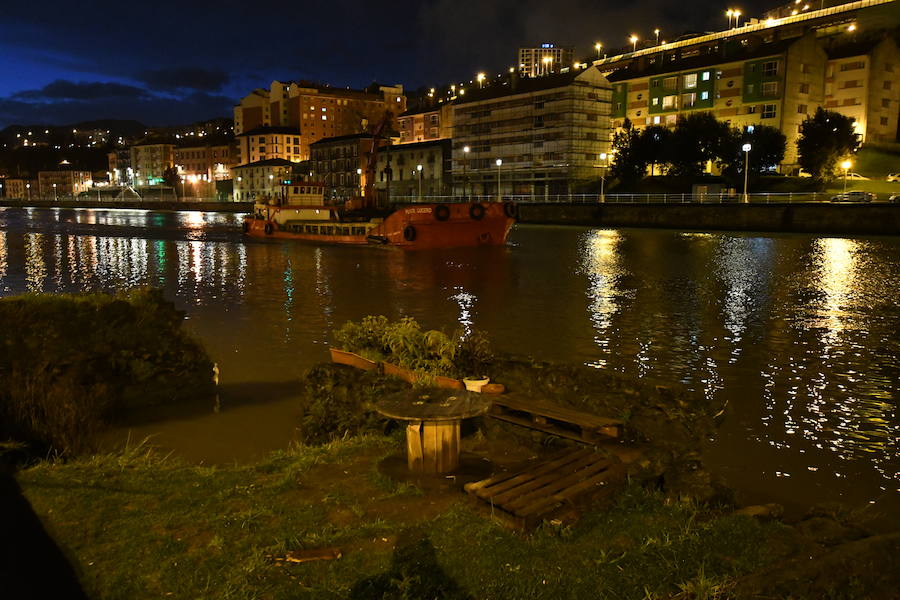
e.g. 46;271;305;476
322;116;327;120
683;73;698;89
701;71;711;81
762;104;776;119
700;91;709;100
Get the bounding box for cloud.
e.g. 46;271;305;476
12;80;149;101
136;67;230;92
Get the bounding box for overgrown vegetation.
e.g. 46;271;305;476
797;107;861;181
333;316;493;379
15;436;897;600
0;289;214;456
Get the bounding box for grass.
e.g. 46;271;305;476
15;435;804;600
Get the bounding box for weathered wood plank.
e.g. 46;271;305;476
492;394;624;429
511;460;613;516
463;448;577;494
486;453;605;505
472;449;594;500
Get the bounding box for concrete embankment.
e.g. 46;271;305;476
0;199;253;213
517;202;900;236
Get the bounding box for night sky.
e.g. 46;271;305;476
0;0;772;128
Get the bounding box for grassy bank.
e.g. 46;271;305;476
17;436;802;600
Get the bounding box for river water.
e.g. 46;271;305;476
1;207;897;515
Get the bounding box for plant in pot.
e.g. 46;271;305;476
454;329;494;392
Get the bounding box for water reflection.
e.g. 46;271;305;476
0;208;897;505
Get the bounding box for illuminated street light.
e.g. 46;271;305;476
463;145;470;197
630;35;639;52
595;42;603;58
848;23;857;31
742;143;752;203
654;28;660;45
495;159;502;200
542;56;552;75
841;159;852;195
599;152;608;203
477;72;486;88
417;164;423;200
726;9;734;28
733;9;742;27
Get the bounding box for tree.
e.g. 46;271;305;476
639;125;671;176
609;119;648;183
717;125;787;184
797;108;860;180
666;113;731;177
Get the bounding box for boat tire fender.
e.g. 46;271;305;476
434;204;450;221
403;225;417;242
264;222;274;235
503;202;518;219
470;203;485;221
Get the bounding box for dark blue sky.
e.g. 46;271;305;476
0;0;771;128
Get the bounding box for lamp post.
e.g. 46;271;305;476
742;143;752;203
357;167;363;198
477;73;485;88
841;159;852;195
595;42;602;59
53;183;57;201
417;164;423;201
630;35;638;52
726;9;734;28
733;9;742;27
26;183;31;202
654;28;660;45
495;158;502;200
599;152;608;203
462;145;470;198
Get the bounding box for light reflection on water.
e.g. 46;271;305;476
0;207;897;510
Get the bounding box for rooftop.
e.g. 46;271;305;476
237;126;301;137
232;158;296;169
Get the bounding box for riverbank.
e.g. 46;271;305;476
518;202;900;236
13;434;900;599
0;199;252;212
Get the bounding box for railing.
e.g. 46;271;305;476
390;192;847;204
3;196;235;203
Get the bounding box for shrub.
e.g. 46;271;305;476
0;289;214;456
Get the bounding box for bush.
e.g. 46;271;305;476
332;316;494;378
298;364;407;445
0;289;214;456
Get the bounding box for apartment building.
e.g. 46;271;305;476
607;31;827;164
37;170;93;198
397;103;454;144
233;81;406;165
452;67;613;198
596;0;900;169
3;178;36;200
174;142;239;182
130;142;175;185
374;139;452;199
232;158;296;202
518;44;575;78
309;133;390;204
823;36;900;142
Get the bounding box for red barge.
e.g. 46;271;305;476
243;186;517;250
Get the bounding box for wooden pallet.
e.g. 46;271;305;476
489;395;623;443
464;448;624;530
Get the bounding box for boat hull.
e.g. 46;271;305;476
243;202;516;250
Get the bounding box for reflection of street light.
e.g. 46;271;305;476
462;145;470;197
495;158;502;200
742;143;752;203
417;164;423;200
599;152;608;203
630;35;638;51
841;159;852;195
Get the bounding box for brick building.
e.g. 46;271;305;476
374;139;452;200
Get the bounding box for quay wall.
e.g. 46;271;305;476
0;199;253;213
517;202;900;236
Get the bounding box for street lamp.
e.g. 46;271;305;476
726;9;734;28
542;56;552;75
654;28;660;44
742;143;752;203
595;42;602;59
462;145;470;197
53;183;57;201
26;183;31;202
599;152;608;203
733;9;742;27
630;35;639;52
841;159;852;195
495;158;502;200
357;167;363;198
477;72;485;88
417;164;423;200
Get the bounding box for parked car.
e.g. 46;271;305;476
844;172;870;180
797;169;813;178
889;194;900;203
830;190;876;203
887;173;900;182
